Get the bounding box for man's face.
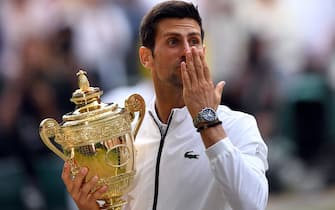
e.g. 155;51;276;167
150;18;203;88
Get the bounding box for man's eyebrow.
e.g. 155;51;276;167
188;32;201;37
163;32;201;37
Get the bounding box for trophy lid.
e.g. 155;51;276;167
70;70;103;108
62;70;121;123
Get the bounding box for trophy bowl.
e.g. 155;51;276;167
39;70;145;209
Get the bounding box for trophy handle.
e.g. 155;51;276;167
39;118;67;161
125;94;146;139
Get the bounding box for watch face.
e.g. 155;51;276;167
193;107;218;127
202;108;216;121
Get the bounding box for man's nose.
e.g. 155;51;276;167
183;41;191;52
181;42;190;61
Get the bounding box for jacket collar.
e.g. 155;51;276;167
148;95;190;126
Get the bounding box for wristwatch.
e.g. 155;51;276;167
193;107;218;128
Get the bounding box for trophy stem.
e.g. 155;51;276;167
101;197;127;210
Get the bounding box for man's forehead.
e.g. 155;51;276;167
156;18;201;35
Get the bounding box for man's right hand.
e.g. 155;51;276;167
61;162;108;210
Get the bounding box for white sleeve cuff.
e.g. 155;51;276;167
205;137;235;160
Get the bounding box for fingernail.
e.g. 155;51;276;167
101;185;108;192
92;176;99;182
81;167;88;174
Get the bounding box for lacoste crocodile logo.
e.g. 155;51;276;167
184;151;200;159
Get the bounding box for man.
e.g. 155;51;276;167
62;1;269;210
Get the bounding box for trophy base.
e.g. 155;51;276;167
101;197;127;210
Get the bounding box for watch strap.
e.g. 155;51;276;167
196;120;222;132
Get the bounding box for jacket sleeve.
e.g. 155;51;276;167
205;114;269;210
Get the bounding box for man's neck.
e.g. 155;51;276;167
154;91;185;124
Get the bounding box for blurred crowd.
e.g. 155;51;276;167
0;0;334;209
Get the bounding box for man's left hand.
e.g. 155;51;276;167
181;46;225;118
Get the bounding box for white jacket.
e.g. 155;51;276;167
125;98;268;210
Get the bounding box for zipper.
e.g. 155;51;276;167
149;111;174;210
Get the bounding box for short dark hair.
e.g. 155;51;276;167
139;0;204;52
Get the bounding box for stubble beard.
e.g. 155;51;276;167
168;66;183;89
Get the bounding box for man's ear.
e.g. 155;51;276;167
139;46;153;69
203;44;206;55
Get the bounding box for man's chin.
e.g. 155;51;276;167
169;75;183;88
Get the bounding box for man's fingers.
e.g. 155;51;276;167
61;162;102;210
216;81;225;94
72;167;88;195
62;161;73;192
215;81;226;106
185;50;197;84
181;61;189;86
80;175;99;198
89;185;108;201
80;175;108;203
192;47;205;79
199;50;210;81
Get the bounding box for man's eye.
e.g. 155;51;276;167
168;38;178;46
190;38;200;46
